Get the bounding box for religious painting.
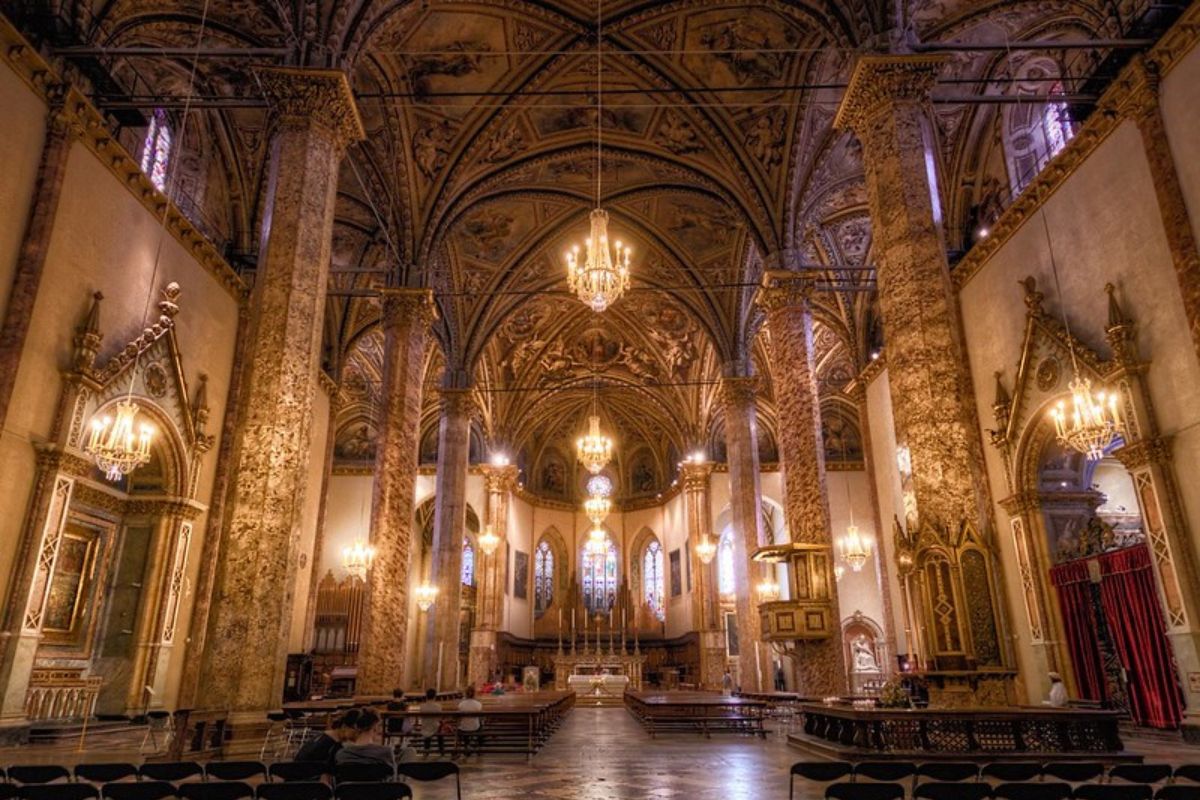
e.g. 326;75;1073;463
539;450;567;498
669;548;682;597
44;527;99;633
724;611;740;657
514;549;529;600
630;450;657;495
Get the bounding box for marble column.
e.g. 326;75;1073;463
1124;62;1200;369
356;289;436;696
681;460;724;689
721;374;768;692
421;387;472;691
195;68;362;712
757;269;846;694
0;91;77;435
468;463;518;687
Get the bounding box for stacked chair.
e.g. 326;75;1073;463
790;760;1200;800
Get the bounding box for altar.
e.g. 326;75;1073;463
554;651;645;704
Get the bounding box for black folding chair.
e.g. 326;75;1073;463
256;783;333;800
6;765;70;785
396;762;460;800
101;782;179;800
332;785;412;800
16;787;98;800
139;762;205;784
992;782;1072;800
205;762;267;782
1074;786;1154;800
916;763;979;784
74;763;139;784
268;763;328;783
982;764;1044;783
791;762;854;800
1156;788;1200;800
332;765;394;785
1108;767;1173;786
178;782;255;800
855;763;918;783
1174;767;1200;786
914;782;992;800
826;782;907;800
0;787;15;800
1042;763;1106;785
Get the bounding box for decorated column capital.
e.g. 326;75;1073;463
834;54;946;135
680;460;714;493
380;287;438;331
438;386;475;417
255;67;365;149
719;375;759;407
480;463;519;494
756;269;818;315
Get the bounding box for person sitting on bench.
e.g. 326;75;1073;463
455;685;484;757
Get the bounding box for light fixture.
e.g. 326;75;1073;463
87;399;154;481
576;414;613;475
415;583;439;612
478;524;500;557
834;563;846;582
586;474;613;497
1040;212;1124;460
563;0;632;313
756;577;781;603
489;452;510;467
584;493;611;526
585;529;608;557
695;535;717;565
837;524;873;572
342;539;375;582
588;525;607;545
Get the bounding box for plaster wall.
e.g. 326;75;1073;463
0;62;45;320
865;370;910;657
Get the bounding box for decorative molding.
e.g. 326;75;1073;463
255;67;365;149
833;55;947;134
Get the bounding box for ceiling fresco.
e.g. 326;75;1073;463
9;0;1161;499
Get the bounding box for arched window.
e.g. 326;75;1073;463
643;540;665;621
534;539;554;616
141;108;173;191
1004;61;1075;197
582;539;618;613
461;537;474;586
717;530;736;596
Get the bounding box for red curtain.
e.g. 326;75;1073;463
1098;545;1183;729
1050;559;1107;702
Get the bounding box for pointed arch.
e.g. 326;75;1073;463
630;527;666;622
534;525;569;618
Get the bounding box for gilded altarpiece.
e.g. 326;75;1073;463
989;278;1200;722
0;284;214;724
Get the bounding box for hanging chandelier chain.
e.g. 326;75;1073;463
596;0;602;209
1041;210;1081;374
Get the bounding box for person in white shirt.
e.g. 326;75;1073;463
1047;672;1068;707
416;688;447;756
455;685;485;757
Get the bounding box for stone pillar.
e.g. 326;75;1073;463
356;289;436;695
195;68;362;713
1124;61;1200;370
720;374;768;692
468;464;518;687
757;269;846;694
0;91;76;435
421;388;472;691
302;383;341;652
681;460;724;689
836;57;1006;672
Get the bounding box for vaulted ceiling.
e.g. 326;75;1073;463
8;0;1161;500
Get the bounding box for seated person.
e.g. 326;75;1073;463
455;686;484;757
415;688;449;756
295;708;353;766
334;707;396;771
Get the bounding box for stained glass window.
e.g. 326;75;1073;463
461;537;474;586
643;539;665;621
582;539;617;613
534;539;554;616
141;108;172;191
717;530;735;596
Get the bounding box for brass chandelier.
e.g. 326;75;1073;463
342;538;375;582
584;494;611;526
87;399;154;481
563;0;632;313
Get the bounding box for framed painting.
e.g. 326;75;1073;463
669;548;682;597
514;549;529;600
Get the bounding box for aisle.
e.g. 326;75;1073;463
433;707;796;800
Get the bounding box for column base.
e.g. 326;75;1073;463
467;629;498;689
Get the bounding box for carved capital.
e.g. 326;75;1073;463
480;463;519;494
834;54;946;134
380;287;438;331
720;375;759;409
438;387;475;420
999;490;1040;517
755;269;816;315
1114;436;1173;470
255;67;365;149
680;461;714;491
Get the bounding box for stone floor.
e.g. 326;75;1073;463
3;708;1200;800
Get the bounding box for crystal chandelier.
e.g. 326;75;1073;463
478;524;500;557
576;414;613;475
833;563;846;582
415;583;439;612
695;535;717;565
837;524;873;572
584;494;611;526
563;0;632;313
87;398;154;481
342;538;375;582
1051;374;1123;461
585;527;608;557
